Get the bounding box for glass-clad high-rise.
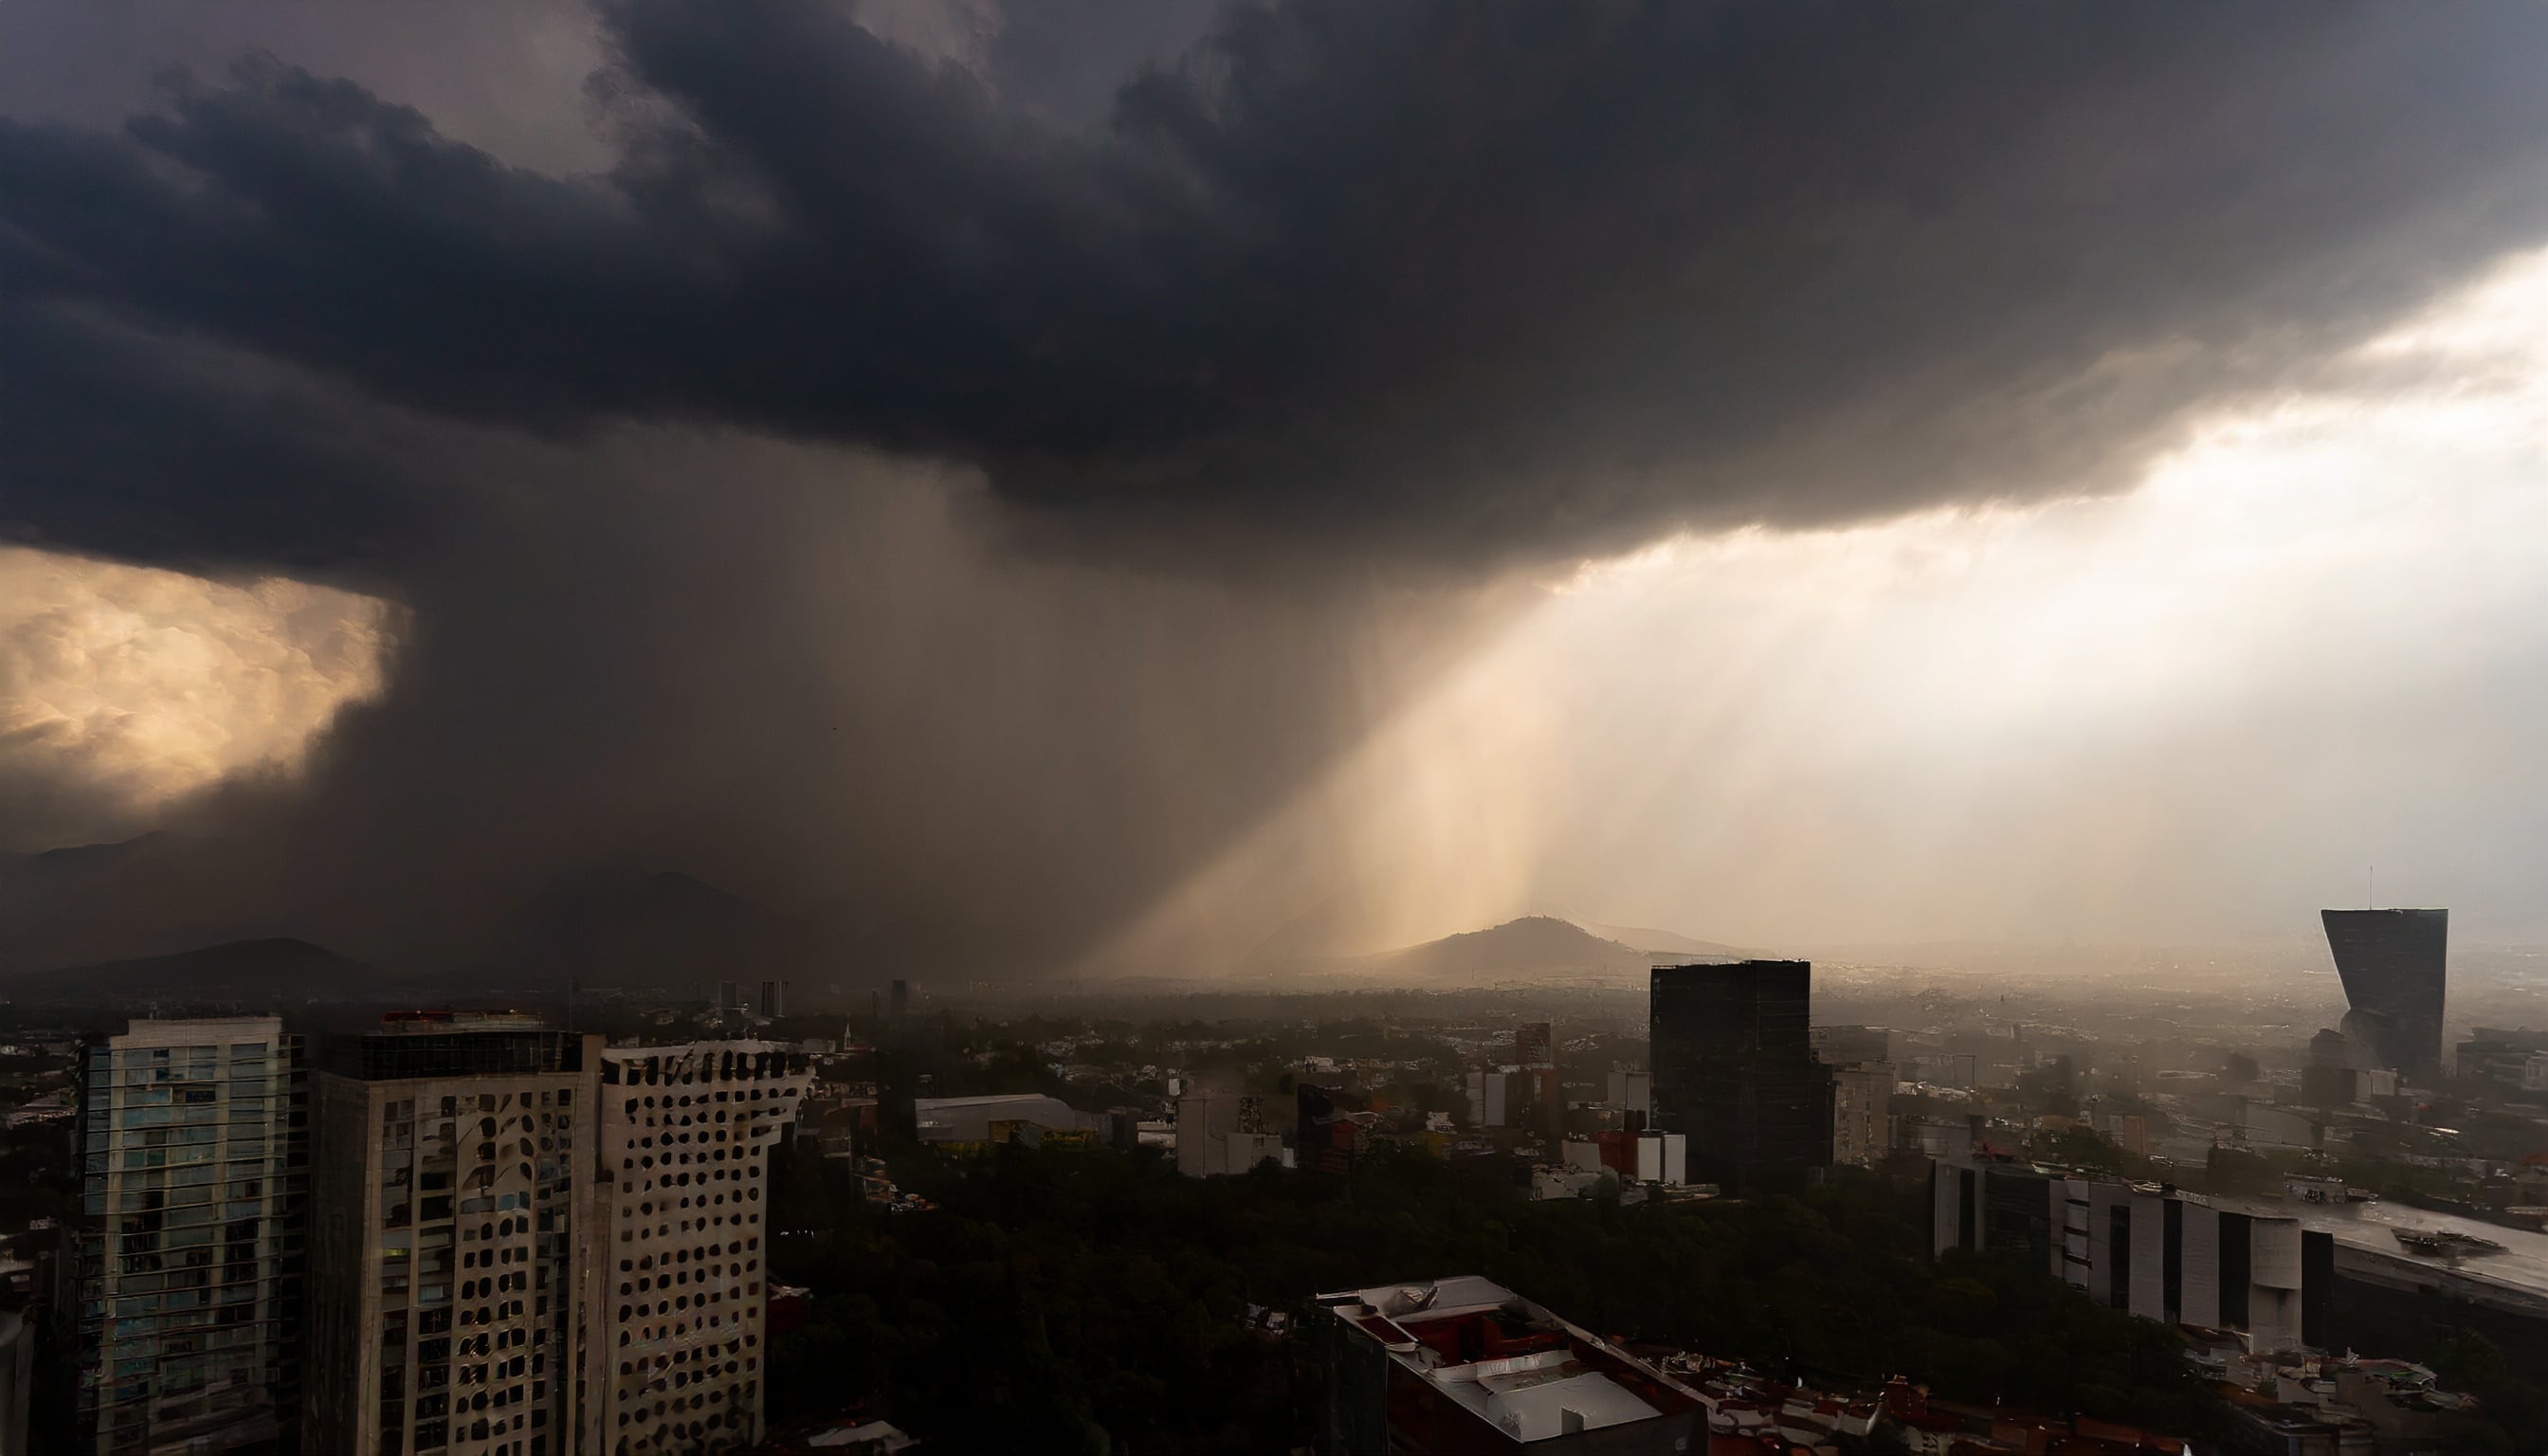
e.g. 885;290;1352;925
70;1017;309;1454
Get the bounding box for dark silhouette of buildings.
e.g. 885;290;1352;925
2320;909;2448;1083
2302;1028;2359;1107
1511;1021;1560;1141
1648;960;1832;1192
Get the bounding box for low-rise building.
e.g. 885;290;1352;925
1531;1167;1613;1201
1562;1131;1688;1186
912;1094;1101;1151
1929;1154;2332;1353
1174;1093;1284;1176
1315;1276;1710;1452
2210;1346;2488;1456
2452;1028;2548;1089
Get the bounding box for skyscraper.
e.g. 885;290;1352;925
69;1017;308;1455
303;1013;601;1456
2320;908;2448;1083
589;1042;809;1454
1648;961;1832;1192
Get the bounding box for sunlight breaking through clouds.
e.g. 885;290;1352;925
1093;247;2548;970
0;547;393;848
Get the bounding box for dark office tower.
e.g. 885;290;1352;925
758;979;788;1018
2320;909;2448;1083
888;980;909;1025
1649;961;1833;1192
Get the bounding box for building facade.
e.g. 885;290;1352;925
1929;1156;2333;1353
1649;961;1832;1192
1811;1025;1891;1066
1830;1062;1897;1169
588;1043;809;1456
1604;1070;1651;1120
1174;1094;1283;1177
1464;1066;1560;1140
2320;909;2448;1083
1563;1132;1688;1187
304;1016;601;1456
69;1016;308;1455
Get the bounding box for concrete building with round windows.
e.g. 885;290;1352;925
588;1044;809;1456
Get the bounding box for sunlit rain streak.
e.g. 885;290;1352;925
1094;247;2548;969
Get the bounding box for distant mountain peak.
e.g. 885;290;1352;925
1361;915;1667;985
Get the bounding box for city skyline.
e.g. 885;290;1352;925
11;924;2548;1453
3;5;2546;1453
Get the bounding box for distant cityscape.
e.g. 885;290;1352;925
0;908;2529;1453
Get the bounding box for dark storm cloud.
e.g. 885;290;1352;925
6;0;2547;577
7;0;2548;981
0;303;428;579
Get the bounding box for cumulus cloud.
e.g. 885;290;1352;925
0;546;391;850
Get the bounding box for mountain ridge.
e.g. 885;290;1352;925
7;937;373;1002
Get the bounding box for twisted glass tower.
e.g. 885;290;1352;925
2320;908;2448;1083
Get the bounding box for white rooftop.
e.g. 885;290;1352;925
1479;1368;1660;1440
1319;1275;1707;1444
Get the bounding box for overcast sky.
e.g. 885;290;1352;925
4;0;2546;974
